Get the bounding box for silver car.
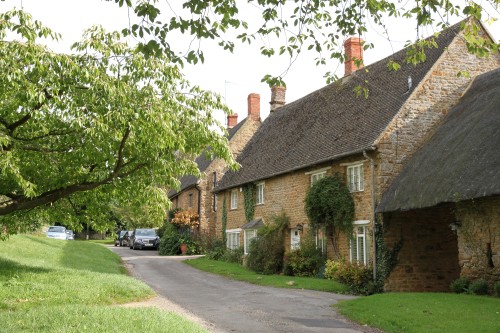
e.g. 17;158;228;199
46;226;68;240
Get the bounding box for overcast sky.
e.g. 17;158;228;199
1;0;499;124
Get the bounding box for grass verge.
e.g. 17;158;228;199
185;257;349;293
336;292;500;333
0;235;208;333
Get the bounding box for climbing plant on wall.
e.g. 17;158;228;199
374;218;403;290
304;174;354;255
243;184;256;223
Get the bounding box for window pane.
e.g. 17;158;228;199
231;190;238;209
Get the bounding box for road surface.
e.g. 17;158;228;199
110;246;378;333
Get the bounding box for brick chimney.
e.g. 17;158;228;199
247;93;260;121
344;37;364;76
270;86;286;112
227;113;238;129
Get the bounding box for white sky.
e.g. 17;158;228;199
1;0;499;124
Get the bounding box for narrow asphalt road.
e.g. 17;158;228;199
110;246;375;333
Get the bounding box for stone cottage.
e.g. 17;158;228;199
214;19;500;290
377;68;500;291
168;94;261;236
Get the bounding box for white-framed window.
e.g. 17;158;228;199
226;229;241;250
315;227;327;255
189;193;193;208
347;164;364;192
244;229;258;254
290;229;301;250
256;182;265;205
230;189;238;209
350;221;370;265
306;167;330;187
311;171;326;186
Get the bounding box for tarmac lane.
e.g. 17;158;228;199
110;246;378;333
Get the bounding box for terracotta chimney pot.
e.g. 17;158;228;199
227;113;238;129
248;93;261;121
344;37;364;76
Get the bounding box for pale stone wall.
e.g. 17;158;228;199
456;196;500;285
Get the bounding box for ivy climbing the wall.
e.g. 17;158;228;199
243;184;256;223
304;173;354;256
375;218;403;291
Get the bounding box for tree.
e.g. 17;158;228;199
0;10;235;234
304;174;354;256
112;0;500;85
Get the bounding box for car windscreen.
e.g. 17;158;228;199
48;227;65;233
136;229;157;237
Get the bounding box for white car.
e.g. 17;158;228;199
46;226;68;240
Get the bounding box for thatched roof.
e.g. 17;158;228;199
168;118;248;198
377;68;500;212
216;22;463;192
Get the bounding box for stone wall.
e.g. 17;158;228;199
217;153;375;260
383;204;460;292
456;195;500;285
375;29;500;197
197;118;261;237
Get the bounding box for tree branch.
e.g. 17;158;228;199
115;126;131;173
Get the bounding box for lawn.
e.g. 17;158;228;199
337;292;500;333
0;235;208;333
184;257;349;293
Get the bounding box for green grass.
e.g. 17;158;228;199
337;292;500;333
0;235;208;333
87;238;115;245
185;257;349;293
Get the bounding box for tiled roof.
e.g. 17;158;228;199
377;68;500;212
217;22;462;191
168;118;248;198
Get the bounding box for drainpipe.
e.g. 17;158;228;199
363;149;377;282
195;184;202;234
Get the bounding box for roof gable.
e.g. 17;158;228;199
217;22;462;191
168;118;249;198
377;68;500;212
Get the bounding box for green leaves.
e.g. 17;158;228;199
304;174;354;238
113;0;498;84
0;10;235;232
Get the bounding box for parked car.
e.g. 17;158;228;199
66;230;74;240
122;230;134;247
114;230;128;246
130;228;160;250
46;226;68;240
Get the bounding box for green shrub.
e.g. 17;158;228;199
206;239;227;260
324;259;373;295
284;236;325;277
158;223;181;255
247;213;289;274
468;279;489;295
450;277;470;294
221;246;244;264
494;281;500;297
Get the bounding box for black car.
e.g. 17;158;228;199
130;228;160;250
114;230;128;246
